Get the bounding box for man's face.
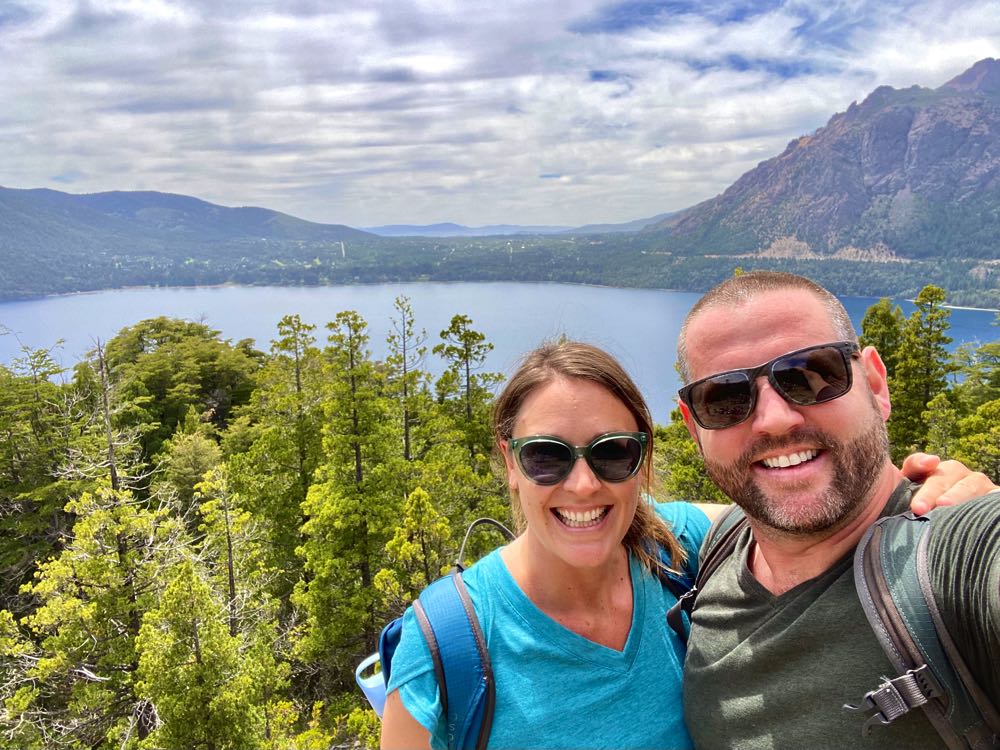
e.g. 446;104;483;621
679;289;893;535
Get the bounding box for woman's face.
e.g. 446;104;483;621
501;376;642;572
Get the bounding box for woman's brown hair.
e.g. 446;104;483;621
491;340;687;576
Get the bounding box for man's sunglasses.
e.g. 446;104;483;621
678;341;860;430
508;432;648;486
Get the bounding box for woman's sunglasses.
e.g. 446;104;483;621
678;341;860;430
508;431;648;486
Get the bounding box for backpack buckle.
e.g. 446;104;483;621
843;665;943;736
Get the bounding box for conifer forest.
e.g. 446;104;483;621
1;288;998;749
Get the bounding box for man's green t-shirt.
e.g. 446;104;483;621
682;484;1000;750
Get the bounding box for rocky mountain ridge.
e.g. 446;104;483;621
651;58;1000;264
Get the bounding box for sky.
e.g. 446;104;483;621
3;1;1000;228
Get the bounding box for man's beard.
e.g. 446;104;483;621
702;409;890;535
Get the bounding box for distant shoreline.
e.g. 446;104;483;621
2;280;999;313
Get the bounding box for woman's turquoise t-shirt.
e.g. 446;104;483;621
387;501;709;750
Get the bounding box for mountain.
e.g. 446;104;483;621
363;222;572;237
0;187;373;297
648;58;1000;264
364;212;679;237
571;211;682;234
0;187;370;245
3;61;1000;305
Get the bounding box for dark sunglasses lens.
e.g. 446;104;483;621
518;440;574;485
689;373;753;429
772;346;851;405
589;436;643;481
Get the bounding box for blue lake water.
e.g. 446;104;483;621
0;282;996;423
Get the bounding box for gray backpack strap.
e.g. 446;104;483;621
666;504;747;642
846;511;1000;748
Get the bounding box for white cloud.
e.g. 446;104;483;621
2;0;1000;226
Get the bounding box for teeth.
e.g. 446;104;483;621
762;449;818;469
555;507;609;528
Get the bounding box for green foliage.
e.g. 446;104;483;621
859;298;905;379
888;285;955;460
950;399;1000;480
375;487;453;610
8;486;184;748
0;347;78;615
922;392;960;459
155;431;222;510
653;411;728;504
345;706;382;750
3;294;993;748
433;314;502;471
951;341;1000;413
136;560;263;749
92;317;260;465
292;311;405;700
226;314;325;599
386;296;429;462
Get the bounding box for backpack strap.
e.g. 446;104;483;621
666;504;748;642
846;511;1000;748
413;570;495;750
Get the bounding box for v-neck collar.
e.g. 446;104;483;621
489;551;645;672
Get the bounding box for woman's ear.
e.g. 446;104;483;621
500;440;519;493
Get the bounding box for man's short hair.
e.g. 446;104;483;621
677;271;858;383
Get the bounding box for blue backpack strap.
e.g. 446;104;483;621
414;570;494;750
847;511;1000;748
377;617;403;687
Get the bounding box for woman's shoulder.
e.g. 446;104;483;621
651;500;711;561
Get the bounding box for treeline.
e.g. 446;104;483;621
3;232;999;309
0;290;998;749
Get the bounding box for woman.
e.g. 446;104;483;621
382;340;714;749
380;340;991;750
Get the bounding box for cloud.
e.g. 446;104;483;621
2;0;1000;226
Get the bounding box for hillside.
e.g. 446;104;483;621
3;61;1000;306
0;187;371;297
649;58;1000;272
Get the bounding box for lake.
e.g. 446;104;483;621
0;282;996;423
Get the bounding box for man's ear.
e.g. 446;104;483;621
860;346;891;421
678;402;703;452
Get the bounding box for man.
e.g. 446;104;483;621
676;271;999;749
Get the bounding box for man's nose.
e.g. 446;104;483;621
750;378;806;436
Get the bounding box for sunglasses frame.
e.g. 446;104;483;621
508;431;649;486
678;341;861;430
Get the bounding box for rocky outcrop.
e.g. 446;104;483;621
648;59;1000;261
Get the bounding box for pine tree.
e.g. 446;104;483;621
859;297;905;379
226;315;325;600
293;311;404;699
0;347;77;616
5;487;184;748
374;487;452;610
432;314;501;470
922;392;959;459
888;285;954;461
951;341;1000;414
136;560;264;750
385;296;429;463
